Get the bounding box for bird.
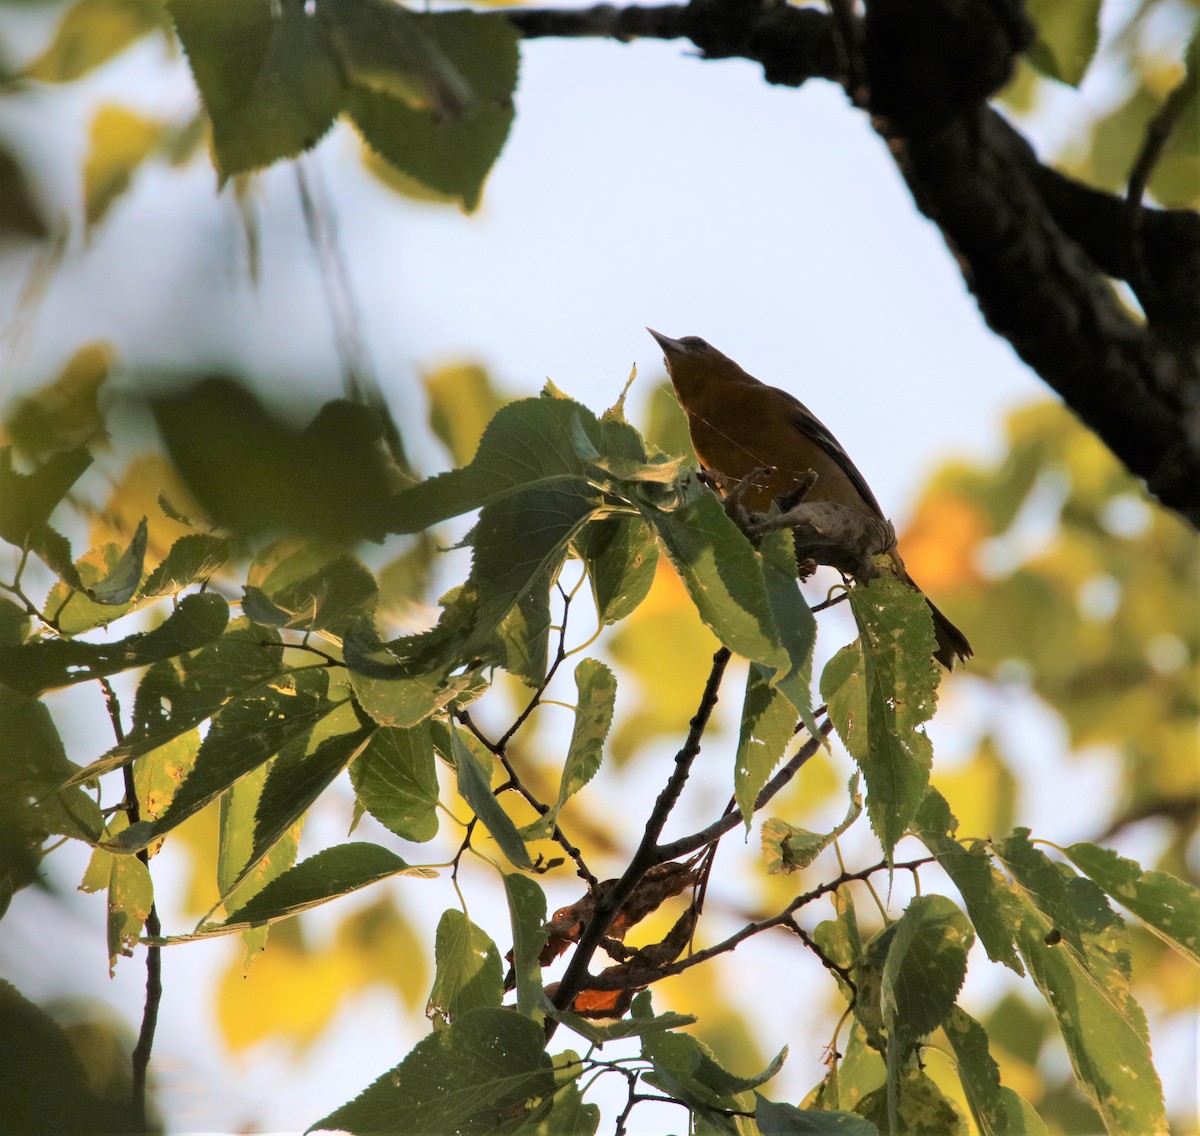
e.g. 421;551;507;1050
647;328;972;669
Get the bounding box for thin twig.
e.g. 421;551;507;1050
100;677;161;1133
1126;70;1195;216
579;856;933;991
785;917;856;997
459;709;596;886
454;589;596;883
656;716;834;862
450;816;479;880
1123;68;1197;304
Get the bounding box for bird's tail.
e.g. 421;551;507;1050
924;594;973;670
879;554;973;670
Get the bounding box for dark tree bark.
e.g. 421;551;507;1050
505;0;1200;527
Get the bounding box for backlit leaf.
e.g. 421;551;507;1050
312;1007;557;1135
349;722;440;842
428;908;503;1025
171;0;343;180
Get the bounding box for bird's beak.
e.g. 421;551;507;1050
646;327;686;358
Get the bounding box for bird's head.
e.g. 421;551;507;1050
646;328;718;371
646;328;745;395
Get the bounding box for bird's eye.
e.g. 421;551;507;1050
679;336;710;351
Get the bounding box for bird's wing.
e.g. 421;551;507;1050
783;395;887;518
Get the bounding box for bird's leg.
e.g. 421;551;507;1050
701;465;777;535
775;469;819;512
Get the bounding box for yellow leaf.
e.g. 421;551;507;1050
89;453;207;566
2;341;113;458
422;362;506;467
607;558;721;764
85;104;162;229
24;0;166;83
931;736;1016;840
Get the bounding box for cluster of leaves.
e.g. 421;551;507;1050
1009;0;1199;208
1;0;1196;249
2;0;519;236
2;345;1197;1135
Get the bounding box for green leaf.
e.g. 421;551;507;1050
549;1004;696;1046
912;790;1024;975
526;657;614;836
636;473;788;675
641;1028;771;1134
882;895;973;1043
27;524;82;592
736;663;799;829
758;527;818;729
218;842;431;931
24;0;165;83
116;666;345;849
856;1068;966;1136
1008;887;1167;1134
992;829;1124;968
807;1021;885;1114
103;854;153;975
350;659;487;730
0;979;131;1133
321;0;474;115
3;343;111;462
428;909;504;1025
0;445;91;549
217;758;301;964
821;574;939;860
465;483;596;659
67;619;283;786
496;562;553;687
943;1006;1048;1136
503;873;549;1020
1025;0;1100;87
151;381;402;542
134;729;201;824
244;551;377;634
0;687;104;852
576;515;659;625
347;11;519;212
387;395;604;534
170;0;343;180
812;887;861;1004
763;774;862;874
143;533;231;597
755;1094;879;1135
311;1007;558;1135
349;722;440;842
1064;841;1200;965
85;516;147;604
525;1073;600;1136
236;726;375;890
450;724;531;869
0;591;229;697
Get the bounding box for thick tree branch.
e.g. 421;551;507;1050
500;0;1200;525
